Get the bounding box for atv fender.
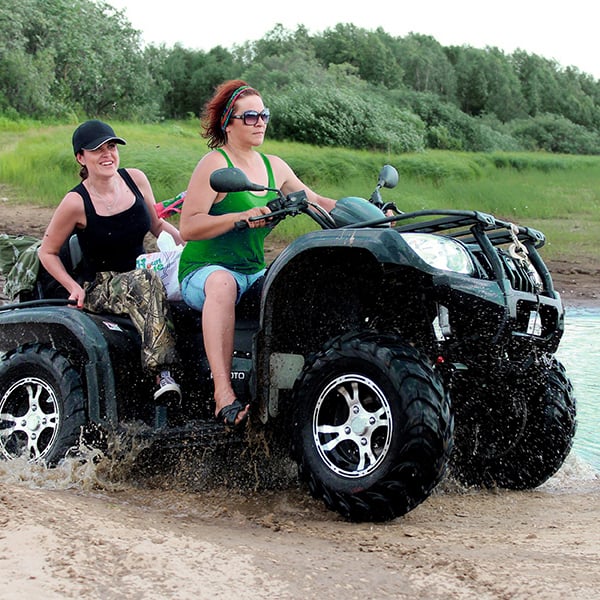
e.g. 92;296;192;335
0;304;139;425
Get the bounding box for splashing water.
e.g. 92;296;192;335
0;418;300;503
0;421;153;492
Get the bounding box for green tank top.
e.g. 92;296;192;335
178;149;279;280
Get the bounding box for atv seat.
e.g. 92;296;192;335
32;233;264;325
21;233;85;301
169;277;263;357
169;275;264;325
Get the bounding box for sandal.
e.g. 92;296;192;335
216;398;249;429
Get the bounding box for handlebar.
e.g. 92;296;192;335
210;164;400;233
233;190;318;230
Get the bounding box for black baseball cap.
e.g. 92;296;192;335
72;119;127;154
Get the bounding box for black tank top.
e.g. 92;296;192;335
73;168;151;279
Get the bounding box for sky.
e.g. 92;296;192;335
107;0;600;79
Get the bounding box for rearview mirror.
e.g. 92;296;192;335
378;165;399;190
209;167;265;193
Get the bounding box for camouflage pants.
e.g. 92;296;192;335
84;269;179;373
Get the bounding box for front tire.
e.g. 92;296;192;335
292;332;453;522
451;357;576;489
0;344;87;465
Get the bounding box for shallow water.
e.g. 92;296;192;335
557;307;600;472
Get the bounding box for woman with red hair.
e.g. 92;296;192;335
179;80;335;428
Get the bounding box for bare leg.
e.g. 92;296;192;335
202;270;249;426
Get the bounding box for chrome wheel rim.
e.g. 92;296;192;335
312;374;393;478
0;377;60;461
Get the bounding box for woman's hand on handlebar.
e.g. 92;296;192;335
238;205;272;228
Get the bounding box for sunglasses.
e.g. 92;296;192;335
230;109;271;126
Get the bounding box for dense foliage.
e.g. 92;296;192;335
2;0;600;154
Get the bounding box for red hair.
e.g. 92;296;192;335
201;79;261;149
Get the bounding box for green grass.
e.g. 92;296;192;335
1;120;600;263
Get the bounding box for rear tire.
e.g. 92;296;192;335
0;344;87;465
292;331;453;522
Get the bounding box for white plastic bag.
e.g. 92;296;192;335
136;233;183;301
157;230;179;252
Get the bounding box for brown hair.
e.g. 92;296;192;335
201;79;261;149
76;153;89;180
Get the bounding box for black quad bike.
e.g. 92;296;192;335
0;165;576;522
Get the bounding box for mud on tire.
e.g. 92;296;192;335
0;344;87;465
291;331;453;522
451;356;576;489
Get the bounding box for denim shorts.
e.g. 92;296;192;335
180;265;266;312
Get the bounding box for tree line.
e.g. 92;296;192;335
3;0;600;154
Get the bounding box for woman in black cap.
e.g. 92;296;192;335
39;119;184;405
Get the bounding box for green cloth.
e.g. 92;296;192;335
178;151;279;281
0;233;42;300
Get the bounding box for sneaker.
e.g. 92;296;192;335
153;372;182;405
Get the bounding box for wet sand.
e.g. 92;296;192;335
1;449;599;600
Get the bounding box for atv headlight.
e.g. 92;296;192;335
401;233;475;275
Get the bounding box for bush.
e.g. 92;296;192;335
509;113;600;154
393;90;524;152
266;84;425;153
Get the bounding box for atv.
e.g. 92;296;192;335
0;165;576;522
